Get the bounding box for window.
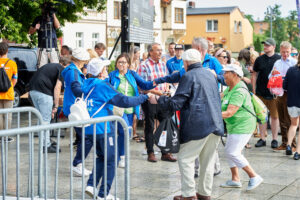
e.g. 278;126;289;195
175;8;184;23
114;1;121;19
206;20;218;32
76;32;83;48
234;21;237;33
92;33;99;48
259;28;263;34
238;21;242;33
163;7;167;23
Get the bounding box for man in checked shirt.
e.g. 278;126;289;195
138;43;177;162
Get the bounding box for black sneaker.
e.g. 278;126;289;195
271;140;278;148
194;173;199;178
255;139;266;147
43;145;61;153
294;152;300;160
286;145;293;155
214;170;221;176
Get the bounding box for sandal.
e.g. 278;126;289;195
136;136;145;143
132;135;140;141
245;143;252;149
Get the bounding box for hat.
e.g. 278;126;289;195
182;49;201;62
261;38;276;46
175;44;184;50
87;58;111;76
72;48;90;61
223;64;244;77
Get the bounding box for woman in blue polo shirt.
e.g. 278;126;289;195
83;59;152;199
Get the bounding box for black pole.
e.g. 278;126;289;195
109;32;122;60
121;0;130;53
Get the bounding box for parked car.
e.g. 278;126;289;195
7;46;38;107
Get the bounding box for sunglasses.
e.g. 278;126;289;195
219;56;228;59
291;53;298;57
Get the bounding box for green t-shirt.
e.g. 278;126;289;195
221;81;256;134
117;74;135;114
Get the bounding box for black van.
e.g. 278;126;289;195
8;46;38;107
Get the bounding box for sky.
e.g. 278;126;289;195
195;0;298;20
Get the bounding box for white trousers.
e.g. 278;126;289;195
178;134;220;197
225;133;252;168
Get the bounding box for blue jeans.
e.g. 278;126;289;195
73;127;93;167
86;134;116;197
29;90;52;147
117;113;133;157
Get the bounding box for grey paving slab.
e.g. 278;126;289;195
1;112;300;199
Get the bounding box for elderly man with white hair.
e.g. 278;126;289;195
151;49;224;200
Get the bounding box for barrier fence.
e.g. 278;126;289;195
0;107;130;200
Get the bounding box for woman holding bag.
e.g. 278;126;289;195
109;53;156;167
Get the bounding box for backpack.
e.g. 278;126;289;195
239;87;268;124
68;87;106;127
0;59;12;92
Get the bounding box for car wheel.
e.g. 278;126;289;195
13;88;21;108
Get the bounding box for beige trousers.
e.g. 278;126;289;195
38;48;59;68
178;134;220;197
0;100;13;130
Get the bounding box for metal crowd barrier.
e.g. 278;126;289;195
0;107;130;200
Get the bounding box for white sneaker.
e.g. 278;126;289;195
142;149;158;155
246;175;263;191
85;186;98;198
97;194;119;200
72;163;91;177
118;156;125;168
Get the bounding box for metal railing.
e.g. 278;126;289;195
0;107;130;200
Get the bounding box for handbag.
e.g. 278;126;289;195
0;59;12;92
113;79;128;116
154;115;180;154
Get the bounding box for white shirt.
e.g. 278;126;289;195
269;57;297;78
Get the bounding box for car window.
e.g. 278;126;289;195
8;48;38;71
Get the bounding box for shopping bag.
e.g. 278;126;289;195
154;117;180;154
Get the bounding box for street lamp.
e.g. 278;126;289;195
265;6;275;38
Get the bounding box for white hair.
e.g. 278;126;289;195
182;49;202;63
192;37;208;50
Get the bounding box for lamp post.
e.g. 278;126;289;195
266;6;275;38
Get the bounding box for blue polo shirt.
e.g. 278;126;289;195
202;53;223;75
166;56;184;74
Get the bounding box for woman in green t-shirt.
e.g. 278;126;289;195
220;64;263;191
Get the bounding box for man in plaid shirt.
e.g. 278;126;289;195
138;43;177;162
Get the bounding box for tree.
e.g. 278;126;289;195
263;4;288;52
286;10;300;49
245;14;254;27
0;0;106;46
253;34;265;53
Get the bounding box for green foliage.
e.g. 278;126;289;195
261;4;300;51
253;34;266;53
0;0;106;45
108;60;116;73
245;14;254;27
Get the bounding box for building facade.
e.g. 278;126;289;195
254;21;269;35
61;0;186;59
179;5;253;52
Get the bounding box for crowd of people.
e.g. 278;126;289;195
1;33;300;200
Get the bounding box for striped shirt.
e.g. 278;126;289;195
137;57;168;91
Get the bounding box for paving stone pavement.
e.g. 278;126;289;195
1;112;300;200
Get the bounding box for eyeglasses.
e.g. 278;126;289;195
117;61;127;65
291;53;298;57
219;56;228;59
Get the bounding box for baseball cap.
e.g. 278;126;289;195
175;44;184;50
72;48;90;61
87;58;111;76
223;64;244;77
261;38;276;46
182;49;201;62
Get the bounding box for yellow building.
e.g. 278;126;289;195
178;6;253;53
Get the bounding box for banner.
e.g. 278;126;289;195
296;0;300;33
